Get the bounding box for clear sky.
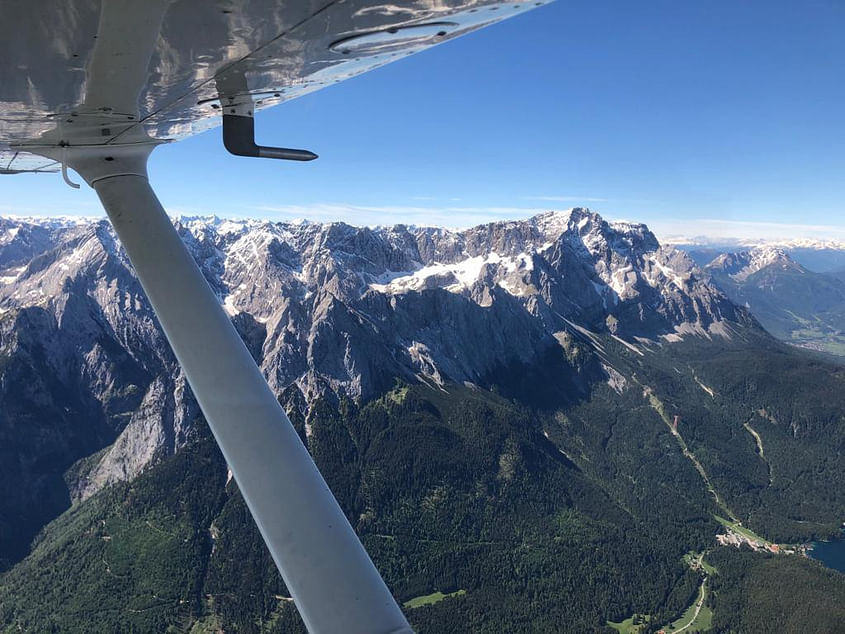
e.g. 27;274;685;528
2;0;844;241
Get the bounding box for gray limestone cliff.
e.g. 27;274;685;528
0;208;750;568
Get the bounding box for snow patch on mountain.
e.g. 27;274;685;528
369;251;534;298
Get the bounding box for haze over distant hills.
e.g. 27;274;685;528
1;209;845;632
666;235;845;274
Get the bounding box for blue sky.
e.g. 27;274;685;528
3;0;844;241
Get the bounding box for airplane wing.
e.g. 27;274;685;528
1;0;546;172
0;2;552;633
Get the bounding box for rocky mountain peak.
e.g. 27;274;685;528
0;209;756;527
706;246;798;281
1;209;745;401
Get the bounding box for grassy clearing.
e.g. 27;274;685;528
403;589;466;609
699;558;717;576
661;579;712;633
787;326;845;356
607;614;650;633
714;515;771;546
385;385;410;404
187;614;223;634
684;551;717;576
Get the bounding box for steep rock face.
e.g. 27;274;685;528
206;209;744;400
74;373;198;501
0;209;750;567
0;222;193;567
0;216;83;271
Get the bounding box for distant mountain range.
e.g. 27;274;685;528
692;245;845;357
669;236;845;274
2;210;845;632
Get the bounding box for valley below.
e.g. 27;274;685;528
2;210;845;633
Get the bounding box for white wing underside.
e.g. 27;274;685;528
0;0;544;173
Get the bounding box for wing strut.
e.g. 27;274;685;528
9;0;411;625
77;145;412;634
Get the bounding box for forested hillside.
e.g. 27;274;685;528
4;334;845;632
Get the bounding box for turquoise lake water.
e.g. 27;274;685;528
809;533;845;574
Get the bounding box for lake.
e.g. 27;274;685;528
809;533;845;575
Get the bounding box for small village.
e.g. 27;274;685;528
715;526;807;557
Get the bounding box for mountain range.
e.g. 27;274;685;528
1;209;845;633
671;236;845;274
698;246;845;357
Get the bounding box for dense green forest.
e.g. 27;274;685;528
3;331;845;632
0;387;703;632
707;548;845;633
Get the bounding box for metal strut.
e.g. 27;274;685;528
92;160;412;634
15;0;405;629
222;114;317;161
26;139;411;634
